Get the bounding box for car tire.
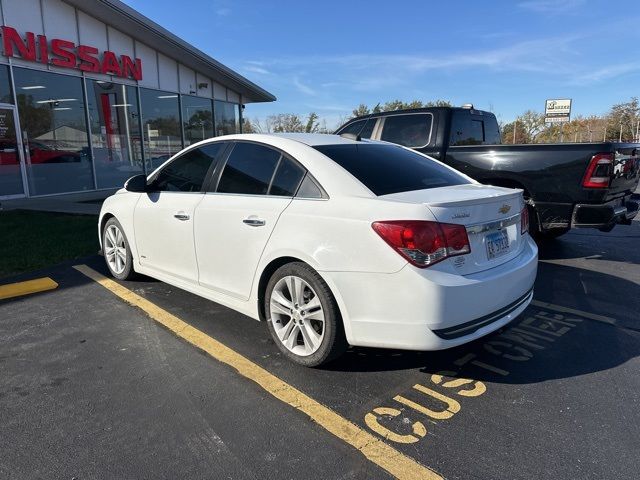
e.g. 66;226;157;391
265;262;347;367
102;217;136;280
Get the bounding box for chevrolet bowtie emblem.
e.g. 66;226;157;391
499;204;511;214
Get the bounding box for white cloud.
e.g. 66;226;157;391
292;77;316;96
258;35;582;81
244;65;271;75
568;62;640;85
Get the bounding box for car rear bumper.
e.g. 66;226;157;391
323;236;538;351
572;193;640;230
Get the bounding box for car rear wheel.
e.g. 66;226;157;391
103;218;135;280
265;262;347;367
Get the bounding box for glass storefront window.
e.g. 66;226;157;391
13;67;93;195
0;64;13;104
0;64;22;198
182;95;214;146
140;88;182;171
86;80;143;189
214;100;240;136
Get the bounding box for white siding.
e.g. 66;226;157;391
195;72;212;97
77;10;108;52
157;53;178;92
0;0;248;100
213;82;226;100
178;63;196;95
135;41;159;89
227;90;240;103
107;26;135;85
42;0;77;43
3;0;42;34
2;0;43;68
42;0;80;75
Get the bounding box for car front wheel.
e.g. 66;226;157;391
265;262;347;367
103;217;135;280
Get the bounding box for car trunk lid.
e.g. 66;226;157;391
381;184;525;275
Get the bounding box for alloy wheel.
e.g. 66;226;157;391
104;224;127;275
269;275;325;357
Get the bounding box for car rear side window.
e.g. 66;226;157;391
314;143;470;196
380;114;432;147
152;143;223;192
217;142;281;195
270;157;305;196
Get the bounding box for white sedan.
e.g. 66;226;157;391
99;133;538;366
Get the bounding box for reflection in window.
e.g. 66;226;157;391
86;80;143;189
0;65;13;104
182;95;214;146
217;143;280;195
152;144;221;192
13;67;93;195
214;100;239;135
0;65;21;197
140;88;182;171
380;114;432;147
270;158;305;196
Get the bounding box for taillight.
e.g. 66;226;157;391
371;220;470;268
582;153;613;188
520;207;529;235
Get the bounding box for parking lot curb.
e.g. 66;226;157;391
0;277;58;300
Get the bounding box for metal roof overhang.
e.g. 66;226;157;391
63;0;275;103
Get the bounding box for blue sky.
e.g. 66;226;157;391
124;0;640;128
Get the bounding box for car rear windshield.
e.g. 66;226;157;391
314;143;470;196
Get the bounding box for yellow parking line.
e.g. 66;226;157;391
531;299;616;325
0;277;58;300
73;264;440;480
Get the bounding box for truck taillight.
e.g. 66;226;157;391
521;207;529;235
582;153;613;188
372;220;470;268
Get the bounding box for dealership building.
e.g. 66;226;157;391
0;0;274;199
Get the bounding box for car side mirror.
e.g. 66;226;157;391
124;174;149;193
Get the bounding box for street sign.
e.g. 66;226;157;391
545;99;571;123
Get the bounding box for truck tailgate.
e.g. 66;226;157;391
609;147;640;197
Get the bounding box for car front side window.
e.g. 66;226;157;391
152;143;223;192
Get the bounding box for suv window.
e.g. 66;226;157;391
359;119;376;139
153;143;223;192
380;114;432;147
314;143;470;196
450;111;501;146
217;142;281;195
338;119;366;136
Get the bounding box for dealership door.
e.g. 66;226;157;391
0;105;27;199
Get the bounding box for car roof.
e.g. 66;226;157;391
268;133;366;146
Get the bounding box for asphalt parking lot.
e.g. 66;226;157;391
1;222;639;480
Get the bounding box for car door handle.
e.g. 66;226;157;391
174;212;190;221
243;217;266;227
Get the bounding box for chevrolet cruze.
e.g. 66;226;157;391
99;133;538;366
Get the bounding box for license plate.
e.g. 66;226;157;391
486;230;510;260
